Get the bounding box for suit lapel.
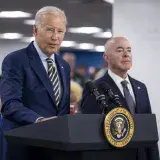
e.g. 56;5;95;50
26;42;57;107
129;77;141;113
103;72;130;111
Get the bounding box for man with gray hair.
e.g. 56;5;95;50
0;6;70;160
81;37;159;160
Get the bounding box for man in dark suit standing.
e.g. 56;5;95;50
81;37;159;160
0;6;70;160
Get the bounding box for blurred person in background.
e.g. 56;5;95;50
73;64;87;88
87;66;96;80
63;52;82;113
70;80;82;113
0;6;70;160
88;66;100;80
62;52;75;78
94;63;108;80
81;36;159;160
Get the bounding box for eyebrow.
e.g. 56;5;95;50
116;46;131;50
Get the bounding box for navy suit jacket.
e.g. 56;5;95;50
0;42;70;160
81;72;159;160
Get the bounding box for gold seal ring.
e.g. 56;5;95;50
104;107;134;148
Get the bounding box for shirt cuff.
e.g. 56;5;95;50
35;117;44;123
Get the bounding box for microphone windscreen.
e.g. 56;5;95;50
85;81;97;93
99;82;111;90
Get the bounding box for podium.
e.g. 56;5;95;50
4;114;159;160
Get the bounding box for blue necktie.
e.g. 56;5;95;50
46;58;60;106
121;80;135;114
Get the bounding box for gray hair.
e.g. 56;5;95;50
35;6;67;27
104;37;129;53
104;42;108;53
104;39;114;53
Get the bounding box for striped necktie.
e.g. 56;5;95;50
121;80;135;114
46;58;60;106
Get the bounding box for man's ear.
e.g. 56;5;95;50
33;25;38;36
103;53;108;61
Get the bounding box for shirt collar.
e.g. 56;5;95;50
108;69;130;85
33;41;55;62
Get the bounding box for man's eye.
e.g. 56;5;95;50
117;49;123;52
59;30;64;33
47;28;53;32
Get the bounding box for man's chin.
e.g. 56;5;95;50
46;49;59;55
122;65;132;70
121;67;131;72
50;47;60;53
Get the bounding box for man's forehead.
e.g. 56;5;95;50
114;40;131;48
105;37;131;52
115;44;131;48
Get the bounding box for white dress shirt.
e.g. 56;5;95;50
108;69;136;103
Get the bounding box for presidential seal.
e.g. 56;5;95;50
104;107;134;148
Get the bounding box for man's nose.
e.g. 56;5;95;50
51;31;58;40
123;50;130;56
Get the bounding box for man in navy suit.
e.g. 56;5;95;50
81;37;159;160
0;6;70;160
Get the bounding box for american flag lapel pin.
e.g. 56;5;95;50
137;86;141;89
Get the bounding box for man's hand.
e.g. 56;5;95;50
36;116;57;123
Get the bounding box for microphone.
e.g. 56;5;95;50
99;82;122;107
85;81;108;114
